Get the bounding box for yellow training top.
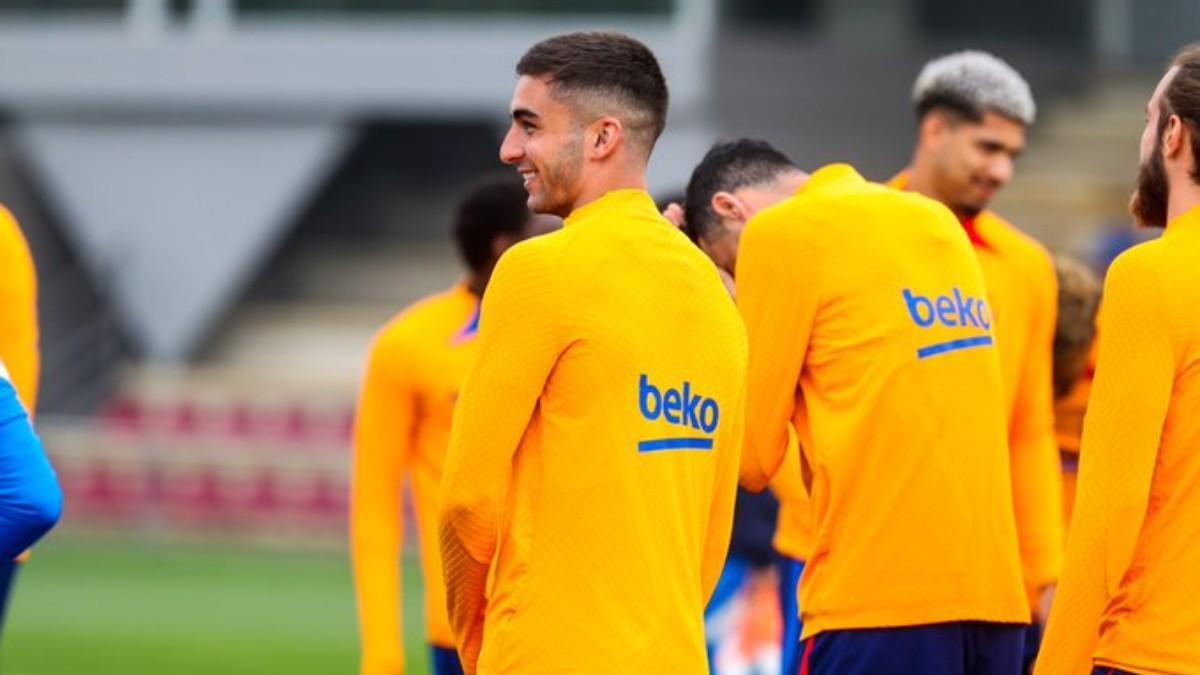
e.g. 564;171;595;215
1056;340;1097;528
351;284;479;674
439;189;747;674
890;174;1063;609
0;205;39;412
769;428;812;562
1036;206;1200;675
738;164;1029;640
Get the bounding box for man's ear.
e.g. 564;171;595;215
918;112;950;147
586;117;624;161
711;191;743;224
1162;113;1186;161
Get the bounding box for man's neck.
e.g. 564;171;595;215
466;272;488;298
905;160;958;215
1167;181;1200;225
908;164;980;221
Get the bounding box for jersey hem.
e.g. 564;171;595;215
800;604;1031;641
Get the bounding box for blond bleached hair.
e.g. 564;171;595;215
913;50;1036;126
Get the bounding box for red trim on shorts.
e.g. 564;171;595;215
798;637;815;675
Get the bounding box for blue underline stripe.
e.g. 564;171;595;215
638;437;715;453
917;335;994;359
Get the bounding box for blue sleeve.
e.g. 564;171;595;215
0;379;63;559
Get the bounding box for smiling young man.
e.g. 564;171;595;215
438;32;746;674
890;52;1063;665
1036;45;1200;675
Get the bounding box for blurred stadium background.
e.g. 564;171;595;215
0;1;1190;672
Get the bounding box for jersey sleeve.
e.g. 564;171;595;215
350;330;417;675
769;427;813;560
439;242;564;674
1035;252;1175;675
735;210;819;492
0;371;61;560
1009;250;1065;606
0;207;40;413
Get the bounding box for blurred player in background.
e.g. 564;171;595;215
0;208;38;413
679;139;809;675
701;488;781;675
1037;44;1200;675
1049;256;1100;528
0;204;41;634
0;358;61;563
350;176;555;675
737;156;1029;673
890;51;1062;668
439;32;746;674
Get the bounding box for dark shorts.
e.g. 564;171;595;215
1022;621;1042;674
799;621;1025;675
431;645;465;675
1092;668;1137;675
778;556;806;675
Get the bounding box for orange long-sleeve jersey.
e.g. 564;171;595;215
1055;340;1097;528
351;284;479;674
439;190;747;675
1036;206;1200;675
738;164;1028;640
0;205;39;412
890;173;1063;609
769;429;812;562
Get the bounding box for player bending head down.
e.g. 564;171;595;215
683;139;807;280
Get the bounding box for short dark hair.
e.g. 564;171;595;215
1166;44;1200;183
516;31;669;156
683;139;796;242
916;93;985;124
452;175;530;273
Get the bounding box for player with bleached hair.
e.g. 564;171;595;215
911;50;1037;128
890;51;1062;671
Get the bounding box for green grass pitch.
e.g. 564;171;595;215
1;537;431;674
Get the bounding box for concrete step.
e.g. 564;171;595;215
258;240;461;306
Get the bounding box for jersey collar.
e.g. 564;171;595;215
450;281;482;345
564;189;657;228
1165;203;1200;238
801;163;867;195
